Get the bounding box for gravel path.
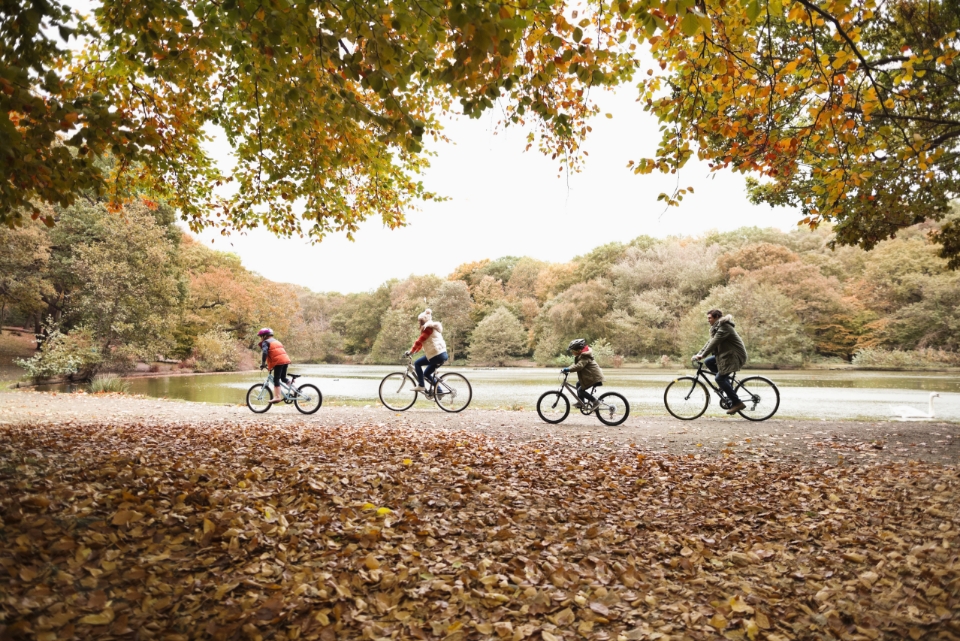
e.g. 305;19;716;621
2;390;958;465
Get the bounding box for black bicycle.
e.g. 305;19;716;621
663;360;779;421
536;371;630;426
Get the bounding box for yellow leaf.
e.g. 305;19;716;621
730;595;754;613
376;507;392;516
402;459;412;465
745;618;760;640
203;518;215;534
364;554;380;570
361;502;376;510
79;609;115;625
709;614;728;630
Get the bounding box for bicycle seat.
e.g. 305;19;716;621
288;374;301;380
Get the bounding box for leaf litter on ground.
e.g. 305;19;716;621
0;420;957;641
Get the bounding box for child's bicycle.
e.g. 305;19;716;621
378;355;472;413
536;370;630;426
246;369;322;414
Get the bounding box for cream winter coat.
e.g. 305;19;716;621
421;321;447;359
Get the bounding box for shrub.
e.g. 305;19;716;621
852;348;960;369
368;309;419;364
590;338;615;367
16;326;101;380
89;374;130;393
193;330;242;372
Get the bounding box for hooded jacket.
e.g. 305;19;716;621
697;314;748;375
410;321;447;359
568;345;604;389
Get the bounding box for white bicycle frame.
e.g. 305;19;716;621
252;369;309;402
396;356;454;397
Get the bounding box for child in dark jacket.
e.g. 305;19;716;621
562;338;604;408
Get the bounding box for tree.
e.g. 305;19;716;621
429;280;474;361
66;202;182;369
0;219;52;330
368;309;418;365
626;0;960;265
3;0;623;236
468;307;528;366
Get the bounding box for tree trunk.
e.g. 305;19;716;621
0;302;5;335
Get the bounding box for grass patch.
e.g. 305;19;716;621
89;374;130;394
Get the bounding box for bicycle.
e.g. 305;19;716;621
378;355;472;413
663;359;779;421
246;369;322;414
536;371;630;426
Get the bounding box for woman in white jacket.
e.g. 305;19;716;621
404;308;448;393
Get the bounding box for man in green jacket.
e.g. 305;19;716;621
694;309;748;414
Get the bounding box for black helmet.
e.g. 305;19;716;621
567;338;587;353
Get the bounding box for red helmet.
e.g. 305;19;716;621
257;328;274;337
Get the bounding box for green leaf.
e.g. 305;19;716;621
681;12;702;36
573;27;583;43
769;0;783;16
746;0;762;21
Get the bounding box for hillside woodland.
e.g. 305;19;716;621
3;201;959;380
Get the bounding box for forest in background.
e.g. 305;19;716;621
2;200;959;380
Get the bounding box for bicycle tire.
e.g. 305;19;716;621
246;383;273;413
735;376;780;421
434;372;472;413
537;391;570;424
294;383;323;414
595;392;630;426
664;377;709;420
379;372;418;411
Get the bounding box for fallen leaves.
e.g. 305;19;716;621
0;420;958;641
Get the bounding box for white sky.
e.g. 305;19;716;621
191;87;801;294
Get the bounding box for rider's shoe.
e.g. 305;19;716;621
726;402;746;414
412;386;426;392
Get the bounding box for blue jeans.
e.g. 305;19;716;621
576;382;597;404
703;356;740;404
415;352;448;387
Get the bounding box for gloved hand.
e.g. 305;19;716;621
561;367;570;373
403;351;411;357
691;355;701;362
260;364;266;370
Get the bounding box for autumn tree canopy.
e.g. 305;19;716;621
3;0;958;262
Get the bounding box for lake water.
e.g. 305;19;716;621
37;364;960;421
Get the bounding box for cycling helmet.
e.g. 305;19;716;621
257;328;274;337
567;338;587;353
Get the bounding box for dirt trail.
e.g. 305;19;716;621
1;390;958;464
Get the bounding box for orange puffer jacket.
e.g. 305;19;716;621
263;338;291;369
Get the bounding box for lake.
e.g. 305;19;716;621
36;364;960;421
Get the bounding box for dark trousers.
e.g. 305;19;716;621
576;382;597;405
415;352;448;387
703;356;740;403
272;363;288;388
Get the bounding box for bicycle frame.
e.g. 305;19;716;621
401;356;454;396
253;369;304;402
691;361;733;399
556;372;602;407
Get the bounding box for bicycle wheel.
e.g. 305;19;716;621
246;383;273;413
734;377;780;421
379;372;418;411
294;384;323;414
664;377;709;420
537;391;570;424
435;373;472;413
596;392;630;426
